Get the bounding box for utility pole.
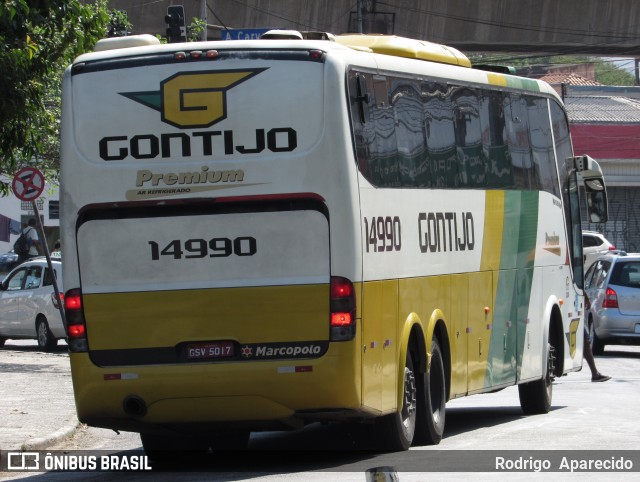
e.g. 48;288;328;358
200;0;207;41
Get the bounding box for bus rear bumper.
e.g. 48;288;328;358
69;344;363;434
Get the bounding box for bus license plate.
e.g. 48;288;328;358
186;341;235;359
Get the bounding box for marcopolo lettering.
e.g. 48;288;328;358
240;342;328;360
255;345;322;358
136;166;243;187
418;211;475;253
99;128;297;161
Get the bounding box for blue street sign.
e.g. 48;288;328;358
222;28;273;40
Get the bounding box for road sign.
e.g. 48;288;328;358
222;28;272;40
12;167;45;201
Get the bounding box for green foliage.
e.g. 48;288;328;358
594;60;635;86
0;0;110;195
108;9;133;38
188;17;207;42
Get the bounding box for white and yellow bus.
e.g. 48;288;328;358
60;32;608;454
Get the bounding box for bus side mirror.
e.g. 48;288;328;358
584;178;608;223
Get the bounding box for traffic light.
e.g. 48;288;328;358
165;5;187;43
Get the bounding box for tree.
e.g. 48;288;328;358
0;0;111;195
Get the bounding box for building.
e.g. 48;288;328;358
565;86;640;251
539;72;640;251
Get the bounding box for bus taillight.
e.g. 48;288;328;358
64;288;88;352
330;276;356;341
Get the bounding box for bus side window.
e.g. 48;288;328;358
528;96;560;197
368;76;399;187
480;91;513;189
393;79;429;188
423;81;456;188
453;86;484;188
504;93;533;190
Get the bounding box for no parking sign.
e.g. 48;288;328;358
12;167;45;201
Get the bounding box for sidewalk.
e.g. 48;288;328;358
0;341;79;453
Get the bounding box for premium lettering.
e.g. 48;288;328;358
136;166;244;187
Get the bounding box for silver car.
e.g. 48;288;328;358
584;252;640;355
0;258;64;351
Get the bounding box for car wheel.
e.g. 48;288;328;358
36;317;57;352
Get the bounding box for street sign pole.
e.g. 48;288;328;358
30;201;66;327
12;167;66;327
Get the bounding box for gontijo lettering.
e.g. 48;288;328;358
99;128;297;161
418;211;475;253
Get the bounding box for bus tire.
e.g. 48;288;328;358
414;337;446;445
518;343;554;414
374;351;417;451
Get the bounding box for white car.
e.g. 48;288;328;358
0;258;65;351
583;231;615;269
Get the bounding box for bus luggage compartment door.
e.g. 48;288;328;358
75;206;330;364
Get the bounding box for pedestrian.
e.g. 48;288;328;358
51;240;61;260
584;294;611;382
17;218;41;265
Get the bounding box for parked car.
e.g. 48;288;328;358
0;258;64;351
582;230;615;269
584;252;640;355
0;250;19;273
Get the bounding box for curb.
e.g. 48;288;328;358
14;422;80;452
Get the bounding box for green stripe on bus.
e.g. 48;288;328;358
506;77;541;92
486;191;539;387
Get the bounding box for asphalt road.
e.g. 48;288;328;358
1;341;639;481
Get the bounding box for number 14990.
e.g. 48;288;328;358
148;237;257;260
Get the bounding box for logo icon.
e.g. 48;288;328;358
120;69;267;129
7;452;40;471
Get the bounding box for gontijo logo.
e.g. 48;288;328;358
120;69;266;129
101;68;298;162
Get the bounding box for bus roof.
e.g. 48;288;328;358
74;33;560;102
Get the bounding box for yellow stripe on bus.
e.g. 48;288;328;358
481;190;505;272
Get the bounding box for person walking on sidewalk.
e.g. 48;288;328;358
17;218;42;265
584;294;611;382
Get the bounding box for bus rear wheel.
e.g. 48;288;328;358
414;337;446;445
374;351;417;451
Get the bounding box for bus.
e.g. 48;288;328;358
60;32;608;455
